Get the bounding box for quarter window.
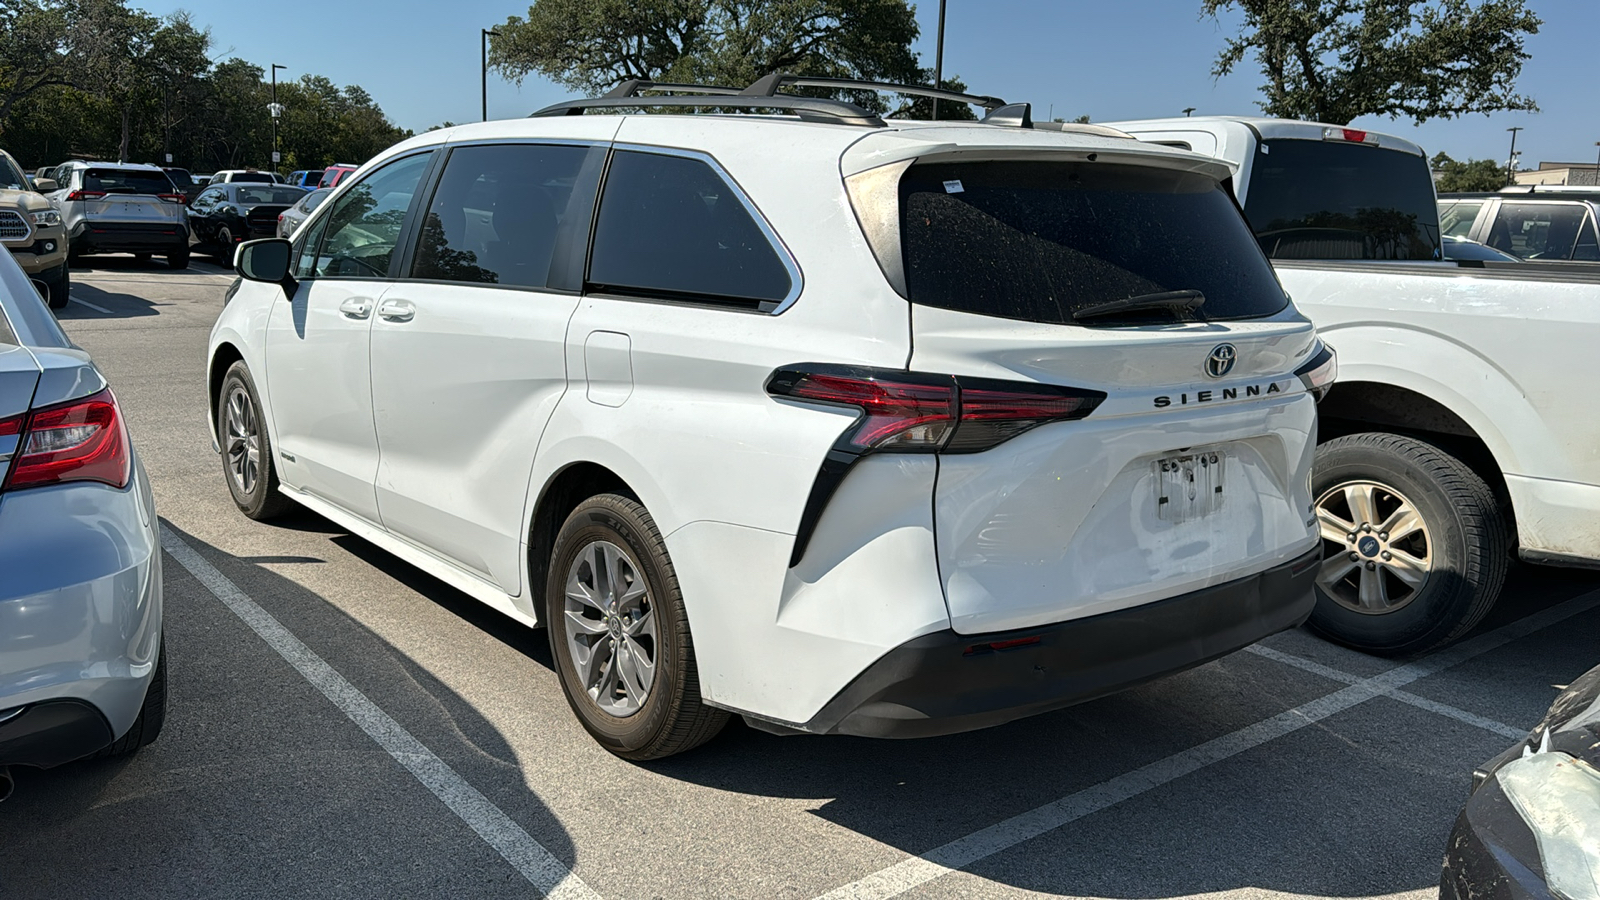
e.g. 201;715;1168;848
313;152;432;278
410;143;597;289
588;150;791;307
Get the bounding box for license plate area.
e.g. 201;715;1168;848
1155;449;1225;523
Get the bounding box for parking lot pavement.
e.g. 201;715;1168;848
3;258;1597;900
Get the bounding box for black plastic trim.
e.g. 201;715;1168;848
533;95;885;128
0;699;114;768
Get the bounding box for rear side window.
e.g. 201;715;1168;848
411;143;599;290
83;169;175;195
588;150;792;308
1488;202;1592;260
900;161;1288;325
1243;141;1440;260
312;152;432;278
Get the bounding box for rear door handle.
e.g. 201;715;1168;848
377;299;415;323
339;298;372;320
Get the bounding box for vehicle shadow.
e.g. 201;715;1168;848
0;522;577;900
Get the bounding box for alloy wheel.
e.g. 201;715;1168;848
563;540;658;717
1314;480;1433;614
224;385;261;496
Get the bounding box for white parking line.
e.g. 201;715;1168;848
1245;644;1526;739
159;527;602;900
814;591;1600;900
70;296;114;314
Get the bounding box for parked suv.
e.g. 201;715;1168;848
1440;187;1600;262
209;78;1332;759
48;162;189;269
0;150;69;308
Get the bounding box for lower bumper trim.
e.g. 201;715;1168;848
786;546;1320;739
0;699;114;768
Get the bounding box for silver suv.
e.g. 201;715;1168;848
48;162;190;269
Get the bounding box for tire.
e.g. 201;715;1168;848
133;252;151;264
90;638;167;759
40;266;70;309
213;226;234;262
217;361;292;520
167;249;190;270
1308;433;1509;656
546;494;728;760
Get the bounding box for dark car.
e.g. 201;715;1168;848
161;167;202;203
187;183;310;261
1441;234;1521;263
1440;662;1600;900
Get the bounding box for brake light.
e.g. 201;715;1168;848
1322;127;1375;145
767;365;1104;454
158;193;186;203
65;190;107;201
1294;341;1338;402
2;388;130;491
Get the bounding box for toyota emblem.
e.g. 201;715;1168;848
1205;343;1237;378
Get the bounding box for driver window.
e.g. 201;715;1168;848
314;152;433;278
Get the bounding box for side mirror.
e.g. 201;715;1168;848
34;177;57;193
235;238;297;297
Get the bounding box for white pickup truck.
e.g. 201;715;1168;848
1106;115;1600;655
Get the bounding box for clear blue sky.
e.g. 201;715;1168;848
161;0;1599;168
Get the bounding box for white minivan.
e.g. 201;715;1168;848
208;78;1333;759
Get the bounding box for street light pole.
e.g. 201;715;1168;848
931;0;946;121
1505;126;1523;184
270;63;286;174
1592;141;1600;188
482;29;501;122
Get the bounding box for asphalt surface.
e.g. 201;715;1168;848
3;256;1597;900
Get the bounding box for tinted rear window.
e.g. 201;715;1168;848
84;169;175;195
235;186;309;204
231;173;275;183
900;161;1287;325
1243;141;1440;260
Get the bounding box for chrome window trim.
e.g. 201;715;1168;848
604;142;804;315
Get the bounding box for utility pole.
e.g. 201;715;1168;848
1182;107;1196;117
1593;141;1600;188
1504;126;1523;184
931;0;946;121
270;64;287;174
482;29;501;122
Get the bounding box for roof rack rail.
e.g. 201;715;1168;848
738;72;1007;111
532;77;886;127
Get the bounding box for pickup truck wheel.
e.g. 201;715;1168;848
546;494;728;760
1309;433;1508;656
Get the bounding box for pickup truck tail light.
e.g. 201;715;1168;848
1322;127;1377;145
767;364;1105;564
0;388;131;492
1294;342;1338;402
65;190;107;201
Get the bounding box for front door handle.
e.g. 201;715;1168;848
377;299;415;323
339;298;372;320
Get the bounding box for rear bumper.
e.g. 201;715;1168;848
68;221;187;253
772;545;1319;738
0;700;114;768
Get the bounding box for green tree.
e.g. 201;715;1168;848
1202;0;1541;124
489;0;975;119
1431;151;1509;192
0;0;75;136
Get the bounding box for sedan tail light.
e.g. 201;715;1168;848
0;388;131;492
65;190;107;201
767;364;1105;565
158;193;187;204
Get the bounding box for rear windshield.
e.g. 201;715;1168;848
231;173;274;183
84;169;175;195
1243;141;1440;261
900;161;1288;325
236;186;309;204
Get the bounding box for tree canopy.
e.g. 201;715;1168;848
0;0;409;172
1430;152;1509;192
1202;0;1541;124
489;0;976;119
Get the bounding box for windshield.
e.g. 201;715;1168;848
1243;140;1440;261
84;168;177;195
0;156;28;190
899;160;1289;325
236;186;309;204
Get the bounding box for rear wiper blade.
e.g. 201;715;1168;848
1072;289;1205;321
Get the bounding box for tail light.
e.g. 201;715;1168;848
1294;341;1338;402
1322;127;1376;146
0;388;131;492
768;364;1105;564
65;190;107;201
159;193;187;204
